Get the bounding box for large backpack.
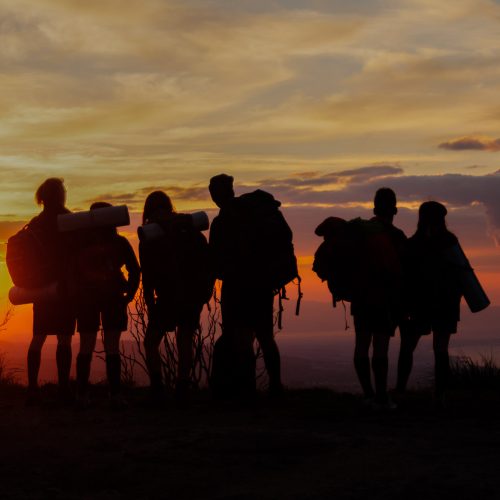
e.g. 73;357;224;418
234;190;299;294
143;215;214;305
72;236;125;298
313;217;358;306
313;217;400;307
6;224;52;289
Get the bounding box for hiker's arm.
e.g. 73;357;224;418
278;212;293;241
139;242;155;310
208;216;224;280
123;239;140;302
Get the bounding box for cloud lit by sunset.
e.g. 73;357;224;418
1;0;500;341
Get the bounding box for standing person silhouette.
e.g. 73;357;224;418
209;174;284;399
396;201;462;406
26;178;76;404
140;191;213;404
351;188;407;409
72;202;140;408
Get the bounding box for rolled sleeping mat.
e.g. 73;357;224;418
137;222;164;242
58;205;130;232
9;282;59;305
138;211;210;242
191;211;209;231
443;243;490;313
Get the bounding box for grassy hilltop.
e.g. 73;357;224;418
1;373;500;500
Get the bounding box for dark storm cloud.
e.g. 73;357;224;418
323;165;404;183
138;185;208;201
254;168;500;244
258;165;403;189
439;137;500;152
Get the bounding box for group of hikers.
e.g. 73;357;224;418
6;174;486;410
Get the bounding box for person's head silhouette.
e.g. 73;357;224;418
90;201;112;210
36;178;66;211
373;187;397;222
417;201;448;236
143;191;174;225
209;174;234;209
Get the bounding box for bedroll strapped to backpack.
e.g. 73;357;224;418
6;225;52;289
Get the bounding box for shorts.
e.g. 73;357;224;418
353;311;397;337
33;298;75;336
148;297;203;333
221;282;274;339
411;318;458;336
76;298;128;333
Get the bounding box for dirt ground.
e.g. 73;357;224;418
0;385;499;500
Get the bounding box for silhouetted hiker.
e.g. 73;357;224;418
15;178;76;405
350;188;407;409
209;174;297;400
396;201;465;406
70;202;140;408
139;191;213;404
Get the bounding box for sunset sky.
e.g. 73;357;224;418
1;0;500;343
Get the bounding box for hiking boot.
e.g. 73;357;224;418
147;384;168;408
175;380;191;408
57;386;75;407
371;397;397;412
268;382;285;400
362;395;375;407
109;393;129;411
434;392;447;411
25;387;42;407
75;390;91;410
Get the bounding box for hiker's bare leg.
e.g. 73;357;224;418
55;334;72;392
144;325;164;390
396;322;421;392
433;332;451;400
103;329;122;395
372;334;390;404
234;326;256;397
176;326;194;385
27;335;47;390
175;326;194;402
256;329;282;393
77;331;97;396
79;331;97;355
354;327;374;398
256;292;282;393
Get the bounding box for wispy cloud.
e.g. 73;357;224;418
2;0;500;218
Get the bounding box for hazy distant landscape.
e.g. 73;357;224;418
1;300;497;392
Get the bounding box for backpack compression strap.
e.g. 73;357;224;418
277;276;303;330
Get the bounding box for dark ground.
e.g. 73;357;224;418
1;385;500;500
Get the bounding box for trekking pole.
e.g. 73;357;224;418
295;276;303;316
278;289;285;330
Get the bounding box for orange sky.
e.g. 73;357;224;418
1;0;500;344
